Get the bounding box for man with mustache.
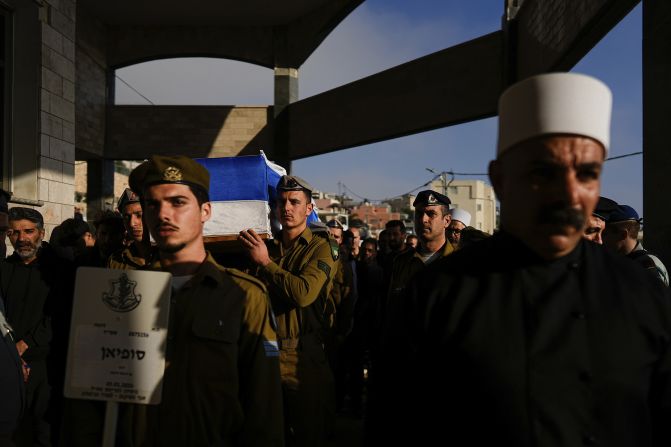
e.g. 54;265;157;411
107;188;155;269
239;175;337;447
378;73;671;446
124;155;283;446
2;207;75;445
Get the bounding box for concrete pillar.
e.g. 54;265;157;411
86;159;115;220
642;0;671;265
273;67;298;173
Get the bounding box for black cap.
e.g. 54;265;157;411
413;190;451;207
0;189;10;214
593;196;618;221
607;204;641;224
117;188;140;211
276;175;314;194
129;155;210;195
8;207;44;227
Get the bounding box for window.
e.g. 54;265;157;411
477;204;482;211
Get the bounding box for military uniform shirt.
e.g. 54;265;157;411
107;244;157;270
140;253;284;447
259;227;336;342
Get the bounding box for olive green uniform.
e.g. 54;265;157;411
387;241;454;303
257;227;336;446
131;253;284;447
107;244;157;270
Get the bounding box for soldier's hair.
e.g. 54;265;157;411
189;185;210;207
608;220;640;241
385;219;406;233
8;207;44;230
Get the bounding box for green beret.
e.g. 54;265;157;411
276;175;314;194
117;188;140;211
129;155;210;195
413;190;451;207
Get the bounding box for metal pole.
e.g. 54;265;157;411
102;401;119;447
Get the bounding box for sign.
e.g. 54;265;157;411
64;267;172;405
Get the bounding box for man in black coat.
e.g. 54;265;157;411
2;208;75;446
379;73;671;447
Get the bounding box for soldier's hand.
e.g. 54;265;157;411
238;229;271;267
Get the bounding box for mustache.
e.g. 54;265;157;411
537;205;585;230
155;222;179;231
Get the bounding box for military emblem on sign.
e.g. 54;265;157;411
163;166;183;182
103;273;142;312
428;194;437;204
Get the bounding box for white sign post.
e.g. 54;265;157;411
64;267;172;446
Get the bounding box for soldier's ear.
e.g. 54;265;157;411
200;202;211;224
306;201;314;215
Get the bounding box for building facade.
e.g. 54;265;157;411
429;179;497;234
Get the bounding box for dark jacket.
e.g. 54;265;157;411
379;232;671;447
0;243;75;393
0;298;23;436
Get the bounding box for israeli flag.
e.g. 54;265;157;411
196;152;319;237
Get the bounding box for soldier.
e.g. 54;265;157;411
446;208;471;247
107;188;155;269
602;203;669;286
583;196;618;244
126;155;284;446
324;220;356;415
380;73;671;446
387;190;454;302
239;175;337;447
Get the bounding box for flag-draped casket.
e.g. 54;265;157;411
195;153;286;241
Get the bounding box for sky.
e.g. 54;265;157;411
116;1;644;212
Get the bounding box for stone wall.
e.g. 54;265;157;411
39;0;77;238
75;6;107;158
105;105;274;159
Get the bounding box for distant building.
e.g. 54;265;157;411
350;202;402;234
429;179;497;234
312;191;349;227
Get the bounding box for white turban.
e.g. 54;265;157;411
497;72;612;156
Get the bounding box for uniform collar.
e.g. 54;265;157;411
276;225;313;246
148;251;223;287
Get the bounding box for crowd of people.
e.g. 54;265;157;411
1;71;671;447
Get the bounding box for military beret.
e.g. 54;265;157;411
129;155;210;195
276;175;314;194
8;207;44;227
326;219;344;229
117;188;140;211
0;189;10;214
413;190;451;207
607;204;642;224
593;196;618;221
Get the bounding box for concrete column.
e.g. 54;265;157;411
86;159;115;220
273;67;298;173
642;0;671;265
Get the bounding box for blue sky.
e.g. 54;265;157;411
116;1;644;212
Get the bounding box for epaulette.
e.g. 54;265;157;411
313;230;340;261
223;267;268;294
